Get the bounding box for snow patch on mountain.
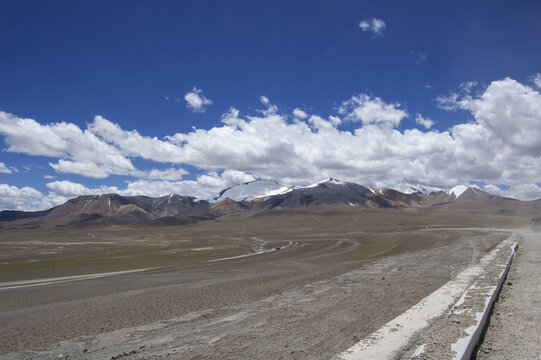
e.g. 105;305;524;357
408;184;444;195
211;179;287;203
306;178;346;188
447;185;468;199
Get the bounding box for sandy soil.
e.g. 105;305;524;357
0;226;506;360
475;229;541;360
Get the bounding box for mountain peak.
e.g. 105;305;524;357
211;197;247;213
307;178;346;188
446;185;469;199
325;177;344;184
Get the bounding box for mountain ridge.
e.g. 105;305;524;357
0;178;534;229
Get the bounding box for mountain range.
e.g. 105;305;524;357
1;178;539;229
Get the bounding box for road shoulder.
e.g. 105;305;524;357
476;229;541;359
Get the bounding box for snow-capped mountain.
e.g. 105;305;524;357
1;178;527;229
408;184;444;195
446;185;469;199
407;184;484;200
306;177;347;188
211;179;289;203
257;178;385;209
275;178;349;195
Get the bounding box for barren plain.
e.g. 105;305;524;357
0;207;533;359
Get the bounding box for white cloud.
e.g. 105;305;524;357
46;180;112;197
258;96;278;115
530;73;541;89
472;79;541;152
440;78;541;153
0;184;43;210
220;169;255;185
163;79;541;192
359;18;386;37
184;87;213;112
415;114;434;129
435;93;461;111
260;96;270;105
436;81;478;111
49;160;122;179
89;116;184;163
338;94;408;127
3;76;541;209
133;167;188;181
0;111;135;178
483;183;541;201
292;108;308;119
329;115;342;126
308;115;337;131
0;162;12;174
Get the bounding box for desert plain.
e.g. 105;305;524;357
0;206;536;359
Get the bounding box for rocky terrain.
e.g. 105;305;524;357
0;178;539;359
2;178;540;230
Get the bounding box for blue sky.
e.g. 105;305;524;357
1;0;541;210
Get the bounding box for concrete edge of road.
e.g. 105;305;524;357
336;232;518;360
443;240;517;360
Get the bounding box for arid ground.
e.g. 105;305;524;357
0;207;532;359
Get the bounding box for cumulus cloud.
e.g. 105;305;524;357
133;167;188;181
0;111;135;178
338;94;408;127
435;81;478;111
359;18;386;37
329;115;342;127
483;183;541;201
472;79;541;152
258;96;278;115
0;184;43;210
89;116;184;163
530;73;541;89
0;162;12;174
0;112;191;180
292;108;308;119
46;180;113;197
415;114;434;129
184;87;213;112
2;76;541;210
165;79;541;192
220;169;256;185
439;78;541;153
